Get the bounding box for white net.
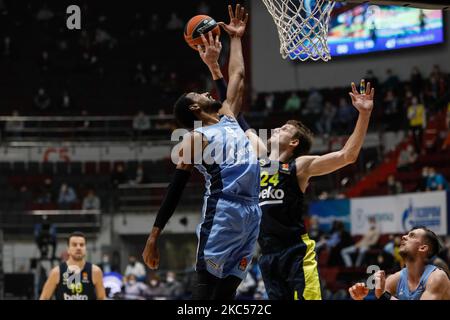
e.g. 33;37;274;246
262;0;336;61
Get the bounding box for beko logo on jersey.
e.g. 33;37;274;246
63;293;88;300
259;186;284;200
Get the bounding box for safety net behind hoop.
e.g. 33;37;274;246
262;0;336;61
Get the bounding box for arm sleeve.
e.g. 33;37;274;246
214;78;227;103
153;169;191;230
237;113;251;132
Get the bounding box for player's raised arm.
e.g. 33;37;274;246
218;4;248;118
296;80;374;188
142;132;203;270
198;29;267;158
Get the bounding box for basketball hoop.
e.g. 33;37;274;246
262;0;335;61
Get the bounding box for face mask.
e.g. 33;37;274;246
167;277;174;283
130;261;136;266
128;280;136;285
150;280;158;286
103;257;109;264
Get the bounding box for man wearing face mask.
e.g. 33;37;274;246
123;274;149;300
165;271;184;299
426;167;449;191
341;217;380;267
124;255;146;281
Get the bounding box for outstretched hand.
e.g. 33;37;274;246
218;4;249;38
198;32;222;67
348;282;370;300
349;80;375;115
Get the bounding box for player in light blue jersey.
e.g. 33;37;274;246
142;4;262;300
349;226;450;300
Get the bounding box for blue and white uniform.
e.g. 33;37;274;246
396;264;437;300
194;115;261;280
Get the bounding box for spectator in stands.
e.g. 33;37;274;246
60;90;71;112
387;174;403;195
308;216;324;243
365;69;379;90
383;235;404;268
124;255;146;281
341;217;380;267
82;189;101;210
164;271;184;299
407;96;426;154
123;274;149;299
264;93;275;114
39;50;50;73
36;3;54;22
5;110;24;137
198;1;211;14
111;164;128;188
283;92;301;113
326;220;353;266
94;27;117;49
149;14;161;32
410;66;423;95
132;111;151;137
133;63;148;85
79;110;90;130
2;36;11;58
383;68;400;92
397;144;418;172
417;166;430;191
57;183;78;209
301;89;322;129
336;97;354;134
383;89;401;130
33;87;51;111
426;167;449;191
442;102;450;150
37;178;55;204
14;185;32;211
167;12;183;30
98;253;112;273
131;164;149;185
34;215;57;260
146;274;168;299
316;101;337;135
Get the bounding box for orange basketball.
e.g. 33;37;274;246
184;15;221;51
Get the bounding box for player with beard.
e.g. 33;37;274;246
349;226;450;300
197;26;375;300
40;231;106;300
142;5;262;300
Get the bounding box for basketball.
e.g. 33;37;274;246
184;15;221;50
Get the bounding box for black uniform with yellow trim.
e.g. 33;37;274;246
55;262;97;300
258;158;321;300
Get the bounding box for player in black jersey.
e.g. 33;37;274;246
253;83;374;300
40;231;106;300
198;30;374;300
